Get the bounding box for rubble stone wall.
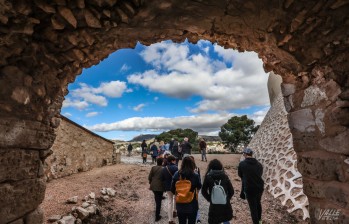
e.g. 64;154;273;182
45;116;118;181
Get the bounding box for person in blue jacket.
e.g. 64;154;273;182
171;156;202;224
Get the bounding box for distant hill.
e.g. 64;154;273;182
199;135;221;142
130;134;158;142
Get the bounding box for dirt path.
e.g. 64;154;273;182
42;154;309;224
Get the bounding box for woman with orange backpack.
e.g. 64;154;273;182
171;156;202;224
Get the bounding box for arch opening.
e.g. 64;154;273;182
0;0;348;223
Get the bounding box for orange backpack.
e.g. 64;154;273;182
175;174;196;203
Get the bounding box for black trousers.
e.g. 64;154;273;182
246;191;263;224
153;191;163;219
177;210;197;224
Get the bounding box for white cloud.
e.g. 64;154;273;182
64;81;129;109
250;107;270;124
63;112;72;117
133;103;146;111
118;104;123;109
154;97;159;101
87;113;233;133
128;41;270;112
87;111;267;135
120;64;130;72
94;81;128;98
62;98;89;110
86;112;99;117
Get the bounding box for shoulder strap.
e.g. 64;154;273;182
166;166;173;177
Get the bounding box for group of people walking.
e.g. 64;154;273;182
148;147;264;224
140;138;208;165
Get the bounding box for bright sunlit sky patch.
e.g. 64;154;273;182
62;40;270;141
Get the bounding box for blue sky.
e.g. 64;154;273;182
62;40;270;141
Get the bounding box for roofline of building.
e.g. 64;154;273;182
60;115;115;144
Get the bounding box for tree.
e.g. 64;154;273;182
156;128;198;144
219;115;259;152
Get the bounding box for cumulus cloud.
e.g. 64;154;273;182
63;81;130;109
87;111;268;135
250;107;270;124
94;81;129;98
133;103;146;111
86;112;99;117
87;113;233;133
128;41;269;112
62;98;89;110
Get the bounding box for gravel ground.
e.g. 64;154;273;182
42;154;309;224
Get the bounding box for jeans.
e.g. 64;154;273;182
153;191;163;219
167;191;176;221
152;156;157;164
246;191;263;224
201;149;207;161
177;211;197;224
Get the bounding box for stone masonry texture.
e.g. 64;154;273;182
45;116;117;181
0;0;348;223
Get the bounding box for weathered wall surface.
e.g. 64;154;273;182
0;0;348;223
249;93;309;219
45;116;119;181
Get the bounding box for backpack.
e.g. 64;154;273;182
211;180;227;205
175;174;195;203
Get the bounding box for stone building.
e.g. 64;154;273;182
45;115;120;181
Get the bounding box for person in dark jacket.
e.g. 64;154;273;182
181;137;192;155
141;140;148;164
171;138;181;165
238;148;264;224
171;156;202;224
202;159;234;224
150;142;159;164
161;155;178;224
199;138;207;162
149;157;165;222
127;143;133;157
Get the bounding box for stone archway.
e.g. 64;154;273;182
0;0;348;223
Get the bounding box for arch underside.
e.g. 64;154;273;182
0;0;348;223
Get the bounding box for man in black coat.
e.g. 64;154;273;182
238;148;264;224
181;137;192;155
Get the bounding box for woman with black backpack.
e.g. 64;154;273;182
202;159;234;224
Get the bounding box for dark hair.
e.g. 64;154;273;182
167;155;176;162
157;157;163;166
180;156;195;174
205;159;223;176
189;155;197;168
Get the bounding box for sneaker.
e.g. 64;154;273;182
173;211;177;218
155;215;162;222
